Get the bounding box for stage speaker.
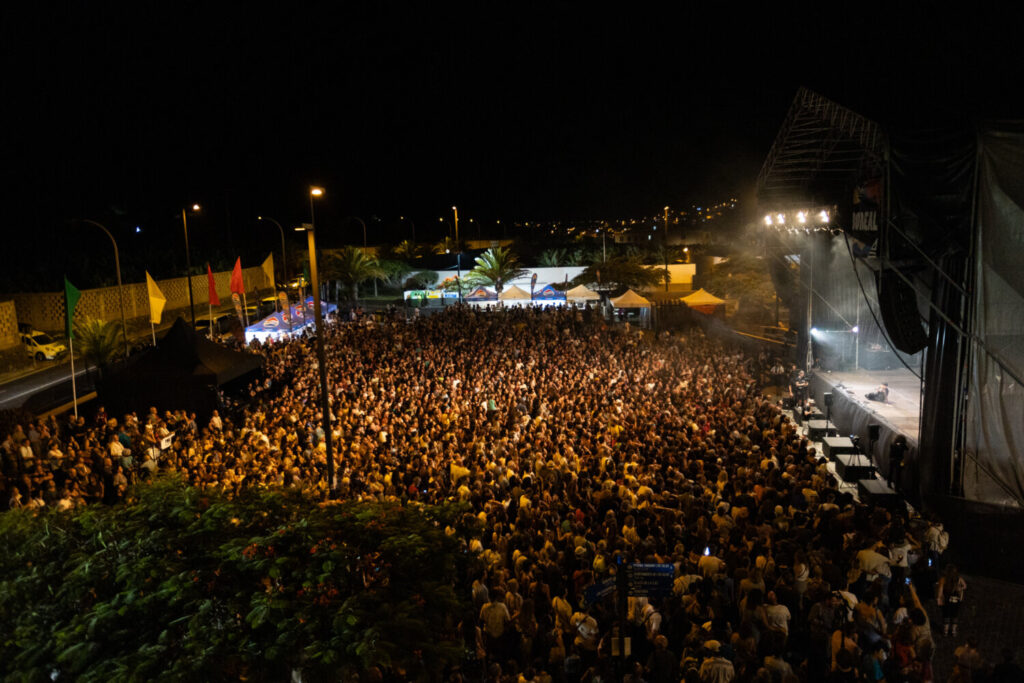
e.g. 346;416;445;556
823;392;833;407
835;454;873;482
868;424;881;441
807;420;837;441
876;270;928;354
858;478;902;510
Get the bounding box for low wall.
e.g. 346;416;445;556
10;266;269;334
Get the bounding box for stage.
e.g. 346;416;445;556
808;367;922;496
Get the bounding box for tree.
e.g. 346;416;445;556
73;317;125;377
323;247;384;303
374;260;414;293
537;248;566;268
466;247;528;294
393;240;421;260
432;237;459;256
0;478;473;681
572;255;661;292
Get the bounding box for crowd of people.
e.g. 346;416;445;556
0;305;1014;682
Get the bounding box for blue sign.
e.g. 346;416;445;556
626;563;674;598
582;577;617;608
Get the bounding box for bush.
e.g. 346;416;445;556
0;478;471;681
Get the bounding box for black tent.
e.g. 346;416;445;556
98;317;263;419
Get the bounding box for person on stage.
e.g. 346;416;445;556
865;382;889;403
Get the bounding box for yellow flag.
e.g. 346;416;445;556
146;271;167;324
261;253;275;289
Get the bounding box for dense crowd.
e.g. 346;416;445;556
1;306;1012;682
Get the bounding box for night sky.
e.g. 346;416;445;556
2;4;1018;286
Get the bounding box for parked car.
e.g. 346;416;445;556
22;330;68;361
194;313;235;339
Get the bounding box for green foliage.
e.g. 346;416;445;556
323;247;385;303
0;478;470;681
432;237;459;256
73;317;125;370
467;247;528;294
572;255;661;292
392;240;421;260
536;248;566;268
405;270;440;290
373;260;414;293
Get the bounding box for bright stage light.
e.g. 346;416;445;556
819;210;830;223
810;327;820;338
764;215;773;226
851;326;859;334
797;211;807;224
777;213;785;224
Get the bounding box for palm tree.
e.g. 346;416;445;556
537;248;567;267
73;317;125;379
467;246;528;295
393;240;420;260
323;246;384;303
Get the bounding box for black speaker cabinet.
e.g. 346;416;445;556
858;478;902;510
824;392;834;407
807;420;837;441
868;424;881;441
823;437;859;461
835;454;873;482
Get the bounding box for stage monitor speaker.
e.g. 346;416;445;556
823;436;860;461
824;392;834;407
877;270;928;353
807;420;837;441
858;478;902;510
868;424;881;441
835;454;873;482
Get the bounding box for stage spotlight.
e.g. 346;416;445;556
819;210;830;223
810;327;820;338
777;213;785;224
764;215;773;226
851;326;859;334
797;211;807;224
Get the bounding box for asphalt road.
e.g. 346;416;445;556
0;359;94;412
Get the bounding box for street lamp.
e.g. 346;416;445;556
349;216;367;249
452;205;459;245
305;186;335;496
400;215;415;243
257;215;292;332
182;203;201;327
75;219;129;359
663;205;670;291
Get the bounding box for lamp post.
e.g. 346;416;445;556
76;219;129;359
350;216;367;249
258;215;291;332
257;215;289;286
400;215;415;243
452;205;459;245
306;186;335;496
663;205;670;291
182;204;201;327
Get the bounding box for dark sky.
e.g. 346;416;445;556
2;3;1018;273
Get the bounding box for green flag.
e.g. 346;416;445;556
64;277;81;340
302;263;311;287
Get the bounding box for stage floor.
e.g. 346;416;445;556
813;367;921;445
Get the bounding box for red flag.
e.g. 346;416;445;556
207;264;220;306
229;258;245;294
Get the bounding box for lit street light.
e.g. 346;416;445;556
304;186;335;496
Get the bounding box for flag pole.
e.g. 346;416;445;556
151;322;156;346
69;337;78;419
208;297;213;339
242;291;249;327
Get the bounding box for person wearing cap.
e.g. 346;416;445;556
698;639;735;682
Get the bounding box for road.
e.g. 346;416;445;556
0;358;95;412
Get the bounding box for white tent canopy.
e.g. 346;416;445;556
566;284;600;302
681;288;726;307
610;289;651;309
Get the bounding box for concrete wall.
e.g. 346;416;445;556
0;301;18;350
10;266;269;334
